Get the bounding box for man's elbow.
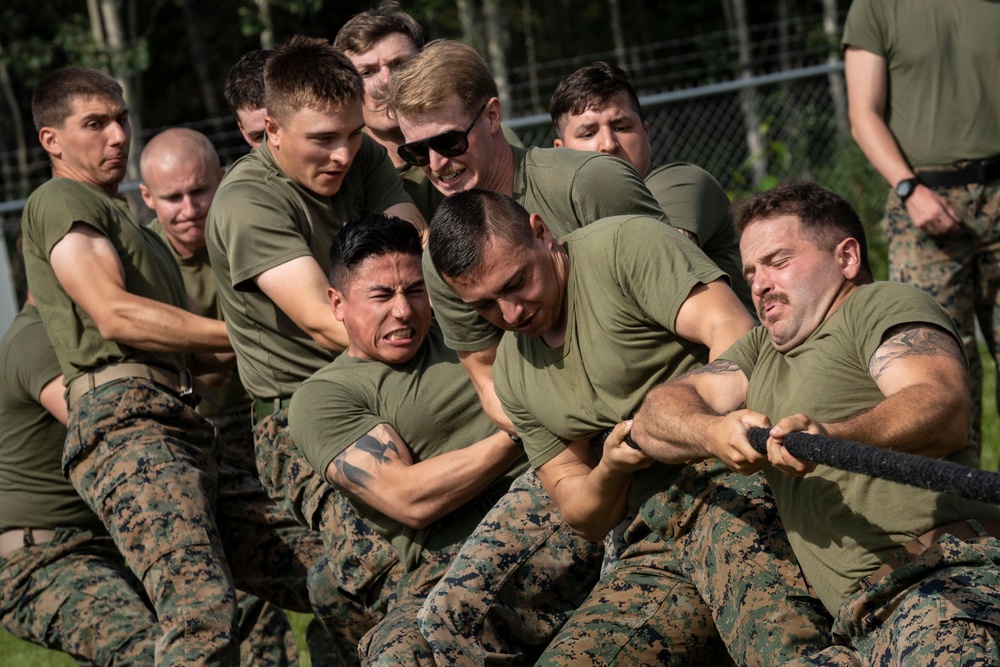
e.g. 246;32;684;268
395;503;439;530
561;510;611;543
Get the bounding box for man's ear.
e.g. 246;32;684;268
485;96;503;133
553;137;564;148
264;116;280;148
139;183;154;210
39;127;61;158
837;237;863;280
528;213;552;242
329;286;347;321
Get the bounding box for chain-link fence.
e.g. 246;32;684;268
1;60;892;309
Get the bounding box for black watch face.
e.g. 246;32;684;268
896;179;915;199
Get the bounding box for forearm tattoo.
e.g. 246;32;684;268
683;358;742;378
333;433;400;491
870;325;964;381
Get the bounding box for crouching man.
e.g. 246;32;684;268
289;213;527;664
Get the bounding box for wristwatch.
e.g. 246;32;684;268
894;177;920;202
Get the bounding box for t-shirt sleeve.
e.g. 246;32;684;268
570;155;668;224
646;164;731;241
423;248;503;352
717;327;767;379
848;282;963;369
23;180;113;258
612;217;726;333
842;0;887;55
212;180;314;289
13;320;63;400
289;372;386;481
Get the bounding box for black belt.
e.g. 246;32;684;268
917;155;1000;188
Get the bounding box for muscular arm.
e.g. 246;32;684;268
327;422;522;529
673;279;754;361
631;360;768;473
254;256;349;353
844;47;959;235
457;342;516;433
38;374;68;425
536;421;652;542
49;223;231;352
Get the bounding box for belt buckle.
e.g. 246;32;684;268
178;368;196;405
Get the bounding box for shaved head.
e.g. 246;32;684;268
139;128;224;257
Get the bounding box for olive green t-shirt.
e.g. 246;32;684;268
206;136;413;399
0;304;105;534
149;221;249;418
493;215;724;511
290;320;527;571
720;281;1000;614
645;162;753;312
426;147;668;352
22;178;189;385
842;0;1000;166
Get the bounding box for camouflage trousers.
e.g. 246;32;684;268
784;526;1000;666
538;461;835;667
212;406;257;476
359;545;462;666
0;527;300;666
255;407;400;666
67;379;321;666
882;178;1000;453
416;468;606;666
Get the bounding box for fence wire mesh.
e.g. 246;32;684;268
1;61;891;304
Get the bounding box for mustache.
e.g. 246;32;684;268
756;292;788;319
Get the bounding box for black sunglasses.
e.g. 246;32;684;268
397;101;489;167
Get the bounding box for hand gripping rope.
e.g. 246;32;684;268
597;428;1000;504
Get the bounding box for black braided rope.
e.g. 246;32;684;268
594;428;1000;504
745;428;1000;504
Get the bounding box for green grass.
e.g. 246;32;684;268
3;357;999;664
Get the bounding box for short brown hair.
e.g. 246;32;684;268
224;49;272;116
734;180;873;282
264;35;363;123
550;62;643;136
32;66;123;131
382;40;497;120
334;2;424;55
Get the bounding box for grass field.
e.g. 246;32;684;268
4;359;1000;665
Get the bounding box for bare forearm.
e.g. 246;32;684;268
546;463;632;542
824;384;969;459
100;296;232;353
631;383;721;463
849;109;914;187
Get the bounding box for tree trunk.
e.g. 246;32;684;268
456;0;483;49
723;0;768;188
0;37;29;199
521;0;542;115
255;0;274;50
608;0;627;69
823;0;848;142
180;0;220;117
482;0;512;116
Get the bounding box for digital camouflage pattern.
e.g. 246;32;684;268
0;528;158;665
882;179;1000;452
67;380;330;665
784;527;1000;666
66;378;239;665
254;407;399;666
417;469;605;666
539;461;835;667
359;544;461;666
215;408;258;476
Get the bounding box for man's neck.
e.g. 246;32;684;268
541;242;570;348
364;126;408;168
51;165;120;198
481;140;516;197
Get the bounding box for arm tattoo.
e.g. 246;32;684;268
684;358;742;378
355;433;399;463
334;458;373;489
332;433;400;491
870;325;964;381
